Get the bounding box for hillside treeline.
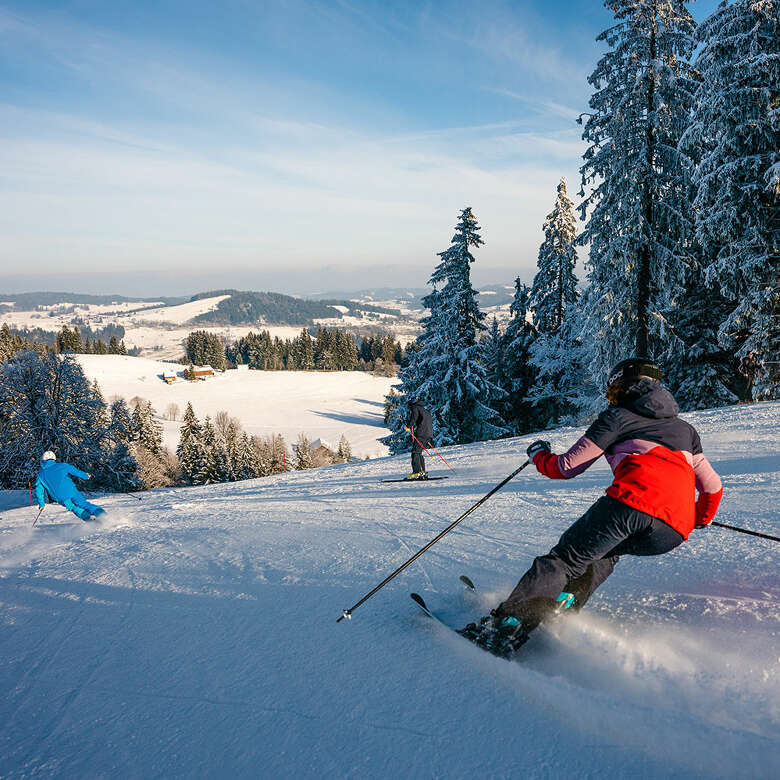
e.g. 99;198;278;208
0;323;130;361
184;327;403;374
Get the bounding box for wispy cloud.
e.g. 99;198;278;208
0;1;593;280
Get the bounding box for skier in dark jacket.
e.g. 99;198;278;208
405;398;434;479
35;451;105;521
461;358;723;656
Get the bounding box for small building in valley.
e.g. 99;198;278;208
184;365;215;381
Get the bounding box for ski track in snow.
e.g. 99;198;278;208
0;402;778;778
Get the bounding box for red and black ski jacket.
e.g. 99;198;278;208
532;380;723;539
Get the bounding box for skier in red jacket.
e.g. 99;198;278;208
461;358;723;656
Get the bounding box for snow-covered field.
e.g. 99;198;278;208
1;402;777;778
123;294;232;325
77;354;396;457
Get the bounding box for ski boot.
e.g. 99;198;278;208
457;611;532;658
405;471;428;481
459;592;575;658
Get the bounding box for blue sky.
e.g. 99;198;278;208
0;0;722;294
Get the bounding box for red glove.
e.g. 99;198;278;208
695;487;723;527
533;450;565;480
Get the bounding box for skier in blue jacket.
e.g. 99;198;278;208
35;451;105;521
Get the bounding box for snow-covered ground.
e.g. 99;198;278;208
1;402;777;778
77;354;396;457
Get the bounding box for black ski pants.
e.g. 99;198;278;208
498;496;684;625
411;438;433;474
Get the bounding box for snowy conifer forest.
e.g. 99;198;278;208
386;0;778;451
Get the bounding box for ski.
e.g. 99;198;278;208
459;575;475;590
410;592;519;659
412;586;573;659
410;593;459;631
381;476;449;483
410;592;435;618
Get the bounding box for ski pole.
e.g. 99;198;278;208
336;460;531;622
32;508;43;527
710;520;780;543
406;427;455;473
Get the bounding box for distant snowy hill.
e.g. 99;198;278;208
0;289;422;359
1;402;778;778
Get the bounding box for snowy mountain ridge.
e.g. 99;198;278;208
1;401;778;778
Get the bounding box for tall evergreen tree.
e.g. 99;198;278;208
0;351;107;487
197;417;218;484
679;0;780;401
384;208;508;448
268;434;287;473
105;441;141;492
177;402;203;483
529;301;592;426
336;434;352;463
131;401;163;456
109;398;134;444
205;432;232;483
527;177;587;426
482;317;507;391
294;433;314;470
578;0;698;392
531;178;579;334
502;281;538;432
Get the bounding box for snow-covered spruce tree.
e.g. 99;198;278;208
383;208;508;450
232;432;254;480
502;281;538;433
294;433;314;470
179;435;206;485
290;329;315;370
177;403;201;457
336;434;352;463
204;432;232;484
0;351;108;488
578;0;698;398
531;178;579;334
679;0;780;401
250;436;272;477
529;299;593;426
131;401;163;456
267;434;288;473
195;417;219;484
663;268;741;409
108;397;137;449
527;177;586;425
482;317;507;391
105;441;142;492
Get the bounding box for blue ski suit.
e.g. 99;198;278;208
35;460;103;521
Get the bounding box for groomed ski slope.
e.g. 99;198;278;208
1;402;778;779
